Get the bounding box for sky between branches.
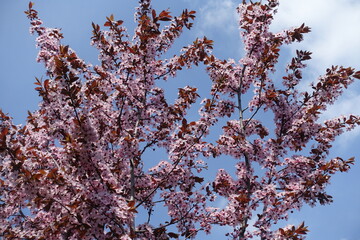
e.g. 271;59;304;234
1;0;360;239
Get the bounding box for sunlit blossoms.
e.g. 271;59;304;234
1;0;360;239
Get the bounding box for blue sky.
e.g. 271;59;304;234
1;0;360;239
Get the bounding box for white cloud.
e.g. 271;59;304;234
215;197;228;209
197;0;238;35
271;0;360;73
320;91;360;121
195;0;360;74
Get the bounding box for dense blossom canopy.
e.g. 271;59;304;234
1;0;360;239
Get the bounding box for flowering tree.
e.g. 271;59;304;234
1;0;360;239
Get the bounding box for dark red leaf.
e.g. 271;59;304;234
168;232;179;238
353;71;360;79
